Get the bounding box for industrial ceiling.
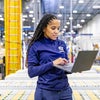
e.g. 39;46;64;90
0;0;100;33
23;0;100;33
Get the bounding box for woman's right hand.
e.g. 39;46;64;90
53;57;68;66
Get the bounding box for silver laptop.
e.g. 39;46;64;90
55;50;98;73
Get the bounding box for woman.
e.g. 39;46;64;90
27;14;73;100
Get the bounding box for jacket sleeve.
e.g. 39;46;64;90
62;41;69;60
62;41;72;74
27;46;53;78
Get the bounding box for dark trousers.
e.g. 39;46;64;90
35;86;73;100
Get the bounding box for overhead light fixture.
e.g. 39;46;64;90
93;5;100;9
32;17;35;20
86;14;91;17
77;24;80;27
0;18;4;20
57;14;62;17
71;30;74;33
0;15;2;17
78;0;84;3
64;25;68;28
73;10;77;13
60;31;64;34
29;11;34;13
63;28;66;31
28;36;32;39
66;22;70;25
59;6;64;9
77;24;82;28
32;17;35;22
26;6;29;9
22;18;25;21
32;20;35;23
29;14;33;17
81;19;85;23
73;26;77;28
69;17;73;20
23;15;28;18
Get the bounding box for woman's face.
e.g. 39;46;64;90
43;19;60;40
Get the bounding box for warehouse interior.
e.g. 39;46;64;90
0;0;100;99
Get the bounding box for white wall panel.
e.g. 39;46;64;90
79;14;100;35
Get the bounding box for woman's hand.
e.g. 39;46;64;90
53;57;68;66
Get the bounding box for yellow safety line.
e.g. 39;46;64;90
11;90;24;100
73;90;83;100
2;91;12;100
27;90;35;100
86;90;99;100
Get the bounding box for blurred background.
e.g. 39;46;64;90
0;0;100;100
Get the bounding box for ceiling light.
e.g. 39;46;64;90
60;31;64;34
32;20;35;23
66;22;70;25
77;24;82;28
86;14;91;17
57;14;62;17
32;17;35;20
81;19;85;23
28;36;32;39
64;25;68;28
79;26;82;28
32;18;35;22
29;14;33;17
23;19;25;21
26;6;29;9
63;28;66;31
59;6;64;9
0;18;4;20
77;24;80;27
78;0;84;3
69;17;73;20
23;15;28;18
0;15;2;17
0;42;3;46
71;30;74;33
93;5;100;9
29;11;34;13
73;10;77;13
73;26;77;28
